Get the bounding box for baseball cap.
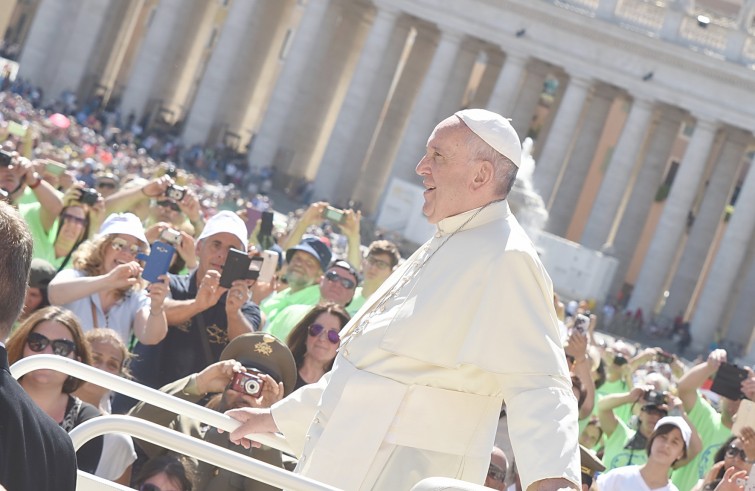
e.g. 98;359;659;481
220;332;297;397
197;211;248;252
654;416;691;449
98;213;148;245
455;108;522;167
285;237;332;272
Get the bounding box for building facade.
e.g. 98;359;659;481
3;0;755;357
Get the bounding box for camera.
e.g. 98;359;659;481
0;150;13;167
165;184;187;201
160;228;182;246
322;205;345;224
573;314;589;333
229;370;264;397
644;389;668;405
613;355;628;366
656;351;674;364
79;188;100;205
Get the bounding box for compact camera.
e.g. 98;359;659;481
322;206;345;224
160;228;182;246
656;351;674;364
573;314;590;333
79;188;100;205
229;370;264;398
644;389;668;406
165;184;187;201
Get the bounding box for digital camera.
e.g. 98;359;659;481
644;389;668;405
230;370;264;398
0;150;13;167
165;184;187;201
160;228;182;246
79;188;100;205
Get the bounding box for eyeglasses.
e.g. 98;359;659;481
111;237;143;256
61;213;87;226
27;331;77;357
308;323;340;344
487;463;506;482
96;181;116;190
325;270;356;290
726;445;751;462
156;200;181;212
364;256;391;270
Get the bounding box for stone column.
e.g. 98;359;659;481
509;61;550;142
246;0;332;172
180;0;263;145
386;28;464;186
0;1;19;44
606;106;684;296
313;6;401;203
662;130;748;319
546;83;617;237
581;97;655;250
691;150;755;350
596;0;620;20
628;117;718;314
486;53;528;117
533;75;592;206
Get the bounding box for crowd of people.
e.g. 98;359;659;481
0;89;753;491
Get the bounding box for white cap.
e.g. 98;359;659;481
455;108;521;167
654;416;691;449
197;211;248;252
98;213;148;245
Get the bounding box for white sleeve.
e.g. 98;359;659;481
270;373;330;456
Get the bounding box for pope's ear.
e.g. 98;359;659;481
471;159;495;190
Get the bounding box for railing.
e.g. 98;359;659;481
10;355;336;491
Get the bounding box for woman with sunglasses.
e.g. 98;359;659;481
286;303;350;391
132;455;195;491
693;431;755;491
5;306;105;474
26;182;105;270
48;212;170;346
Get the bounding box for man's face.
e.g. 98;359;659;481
362;252;394;284
0;157;22;193
152;199;183;225
415;117;479;224
196;232;245;277
285;251;322;289
319;266;357;306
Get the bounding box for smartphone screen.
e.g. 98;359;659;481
219;249;251;288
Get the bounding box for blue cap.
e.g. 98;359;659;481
285;237;332;272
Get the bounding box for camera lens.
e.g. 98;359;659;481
244;378;261;395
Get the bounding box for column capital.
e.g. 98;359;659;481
501;51;529;67
565;73;594;89
689;114;719;133
371;1;401;20
436;25;465;44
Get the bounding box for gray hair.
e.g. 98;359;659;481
464;130;518;197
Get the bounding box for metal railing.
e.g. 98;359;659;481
10;355;336;491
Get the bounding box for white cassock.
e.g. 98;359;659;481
271;200;580;490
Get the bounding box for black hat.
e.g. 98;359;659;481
220;333;297;397
285;237;332;272
29;258;56;289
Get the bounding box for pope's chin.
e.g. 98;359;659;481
421;203;439;224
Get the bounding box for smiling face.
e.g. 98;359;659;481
723;438;752;472
22;320;77;387
285;251;322;290
305;312;344;365
319;266;357;306
415;117;483;224
102;233;146;273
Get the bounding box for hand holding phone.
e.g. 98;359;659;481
219;249;253;289
139;241;175;283
711;362;749;400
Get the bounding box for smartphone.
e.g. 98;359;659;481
44;159;67;176
219;248;252;288
245;206;263;236
573;314;589;333
323;206;345;224
259;211;274;237
710;362;749;400
657;351;674;364
257;250;278;283
140;241;175;283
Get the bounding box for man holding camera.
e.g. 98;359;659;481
226;110;581;490
0;149;64;211
129;332;296;491
129;211;261;391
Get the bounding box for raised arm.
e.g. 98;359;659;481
677;349;727;412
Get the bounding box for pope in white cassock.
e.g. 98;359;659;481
227;109;581;491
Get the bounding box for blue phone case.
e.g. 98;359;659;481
140;241;175;283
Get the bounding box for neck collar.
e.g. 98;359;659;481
434;199;511;237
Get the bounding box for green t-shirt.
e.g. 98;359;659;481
671;394;731;491
260;284;320;324
19;202;65;269
264;304;314;342
602;418;648;470
596;378;633;424
346;287;367;316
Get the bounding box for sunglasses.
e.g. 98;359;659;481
308;323;340;345
325;270;356;290
364;256;391;270
156;200;181;212
96;181;116;189
641;406;668;417
487;463;506;482
726;445;750;462
111;237;143;256
61;213;87;226
27;331;77;357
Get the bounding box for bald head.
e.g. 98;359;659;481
484;446;508;490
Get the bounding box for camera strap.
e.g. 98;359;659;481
194;311;216;368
